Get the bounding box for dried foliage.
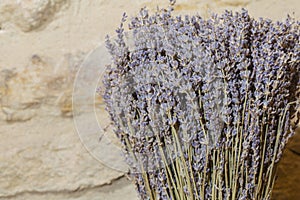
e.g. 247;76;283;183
103;7;299;200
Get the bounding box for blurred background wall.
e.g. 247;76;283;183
0;0;299;199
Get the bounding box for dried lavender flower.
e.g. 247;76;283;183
103;6;299;200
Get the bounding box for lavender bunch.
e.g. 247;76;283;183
103;6;299;200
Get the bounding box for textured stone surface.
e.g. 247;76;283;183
0;0;69;32
3;177;137;200
0;0;299;199
0;53;83;122
0;116;124;198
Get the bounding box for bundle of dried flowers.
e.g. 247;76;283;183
103;6;299;200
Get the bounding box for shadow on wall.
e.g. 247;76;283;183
273;128;300;200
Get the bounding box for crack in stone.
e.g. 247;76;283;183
0;175;125;199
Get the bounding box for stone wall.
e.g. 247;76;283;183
0;0;299;199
